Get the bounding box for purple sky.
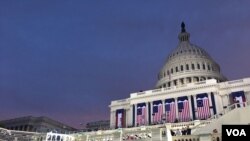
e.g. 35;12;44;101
1;1;250;129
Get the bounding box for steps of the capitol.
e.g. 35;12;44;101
1;101;249;141
192;100;250;135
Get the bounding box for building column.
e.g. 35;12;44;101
125;108;127;127
110;111;115;128
129;105;133;127
212;92;220;115
226;94;230;106
207;92;213;116
162;100;165;114
135;104;137;126
193;94;197;119
150;101;153;124
174;98;179;121
162;100;166;123
176;79;179;86
185;77;188;84
113;111;116;128
221;95;225;109
209;92;218;115
245;91;250;103
146;102;149;125
188;96;193;120
111;111;114;128
147;102;151;125
196;76;199;82
171;81;174;87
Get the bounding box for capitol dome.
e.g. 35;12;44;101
156;22;227;88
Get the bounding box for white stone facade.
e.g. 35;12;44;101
110;78;250;128
109;23;250;129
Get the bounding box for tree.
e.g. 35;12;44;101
0;123;5;128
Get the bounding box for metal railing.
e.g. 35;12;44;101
209;100;250;120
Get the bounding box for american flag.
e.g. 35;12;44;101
117;113;122;128
231;91;246;107
137;103;146;126
153;101;163;124
165;99;176;123
196;94;210;120
116;109;124;128
178;97;190;122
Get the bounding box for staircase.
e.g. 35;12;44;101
192;101;250;135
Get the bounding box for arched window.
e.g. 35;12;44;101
203;64;206;70
168;82;171;87
174;80;177;86
186;64;189;70
163;84;166;88
194;77;199;82
197;63;200;69
200;76;206;81
192;64;195;70
180;78;184;84
207;64;211;70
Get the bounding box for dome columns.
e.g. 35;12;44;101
158;76;223;88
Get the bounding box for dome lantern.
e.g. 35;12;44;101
178;22;190;42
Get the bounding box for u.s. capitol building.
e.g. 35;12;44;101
109;22;250;129
1;23;250;141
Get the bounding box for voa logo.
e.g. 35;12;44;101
226;129;246;136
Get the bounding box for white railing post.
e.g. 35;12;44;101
119;129;123;141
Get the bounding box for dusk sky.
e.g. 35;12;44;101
1;1;250;129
